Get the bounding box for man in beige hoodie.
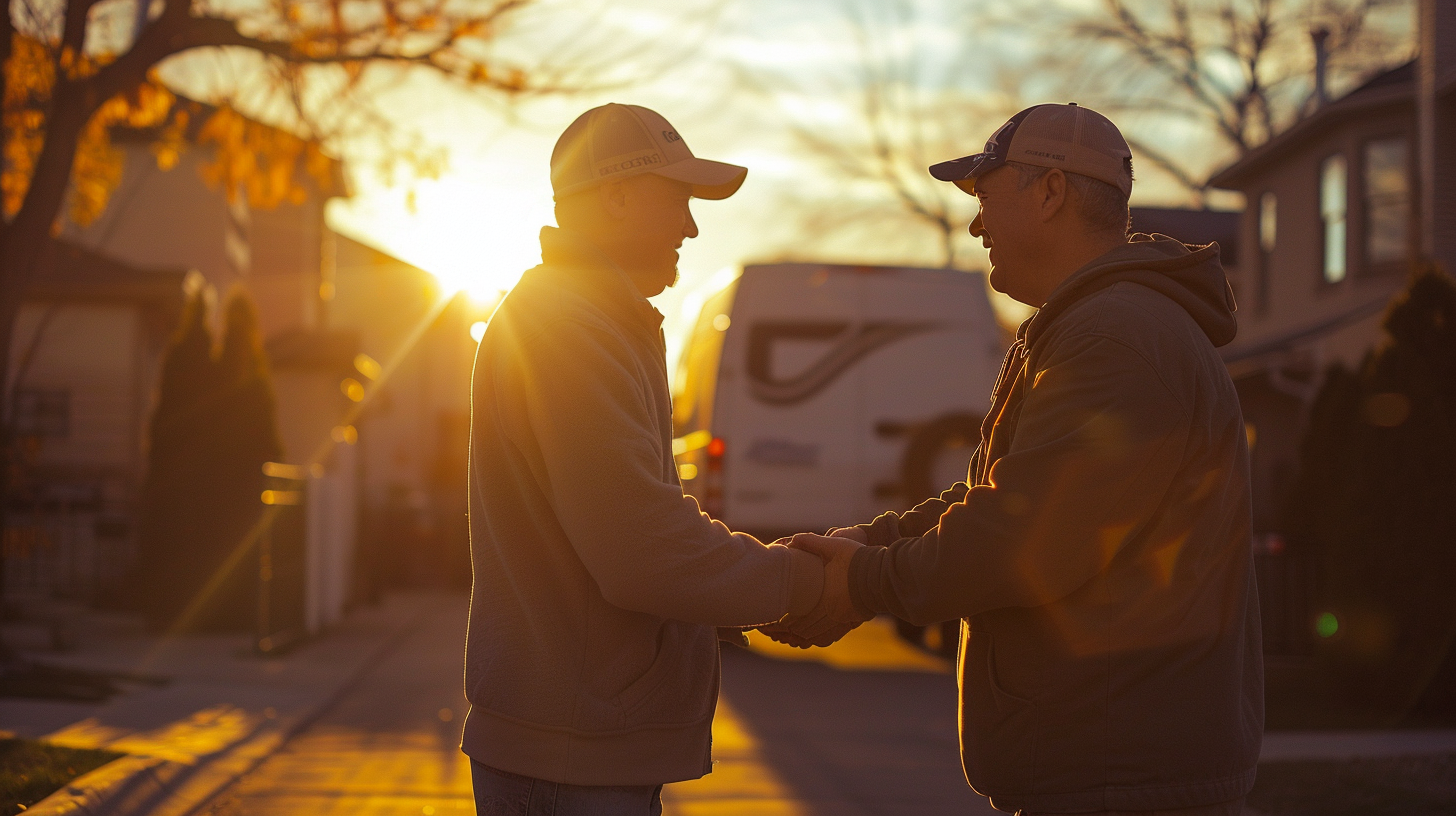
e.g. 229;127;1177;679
463;104;826;816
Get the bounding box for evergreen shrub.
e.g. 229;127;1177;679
1287;264;1456;717
133;286;282;632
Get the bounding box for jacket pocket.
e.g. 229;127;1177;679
984;632;1034;712
961;630;1038;793
611;624;717;727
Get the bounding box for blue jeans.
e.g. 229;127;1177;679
470;760;664;816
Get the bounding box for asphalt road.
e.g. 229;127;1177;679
196;597;996;815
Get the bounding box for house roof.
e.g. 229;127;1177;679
26;240;187;304
266;326;360;371
1208;61;1416;189
1220;288;1396;366
1129;207;1241;262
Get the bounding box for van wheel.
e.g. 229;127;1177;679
900;413;981;505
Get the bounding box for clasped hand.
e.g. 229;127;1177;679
759;527;872;648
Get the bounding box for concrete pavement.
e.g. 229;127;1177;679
1;593;437;815
10;592;1456;816
193;597;475;816
190;605;994;815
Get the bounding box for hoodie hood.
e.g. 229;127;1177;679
524;226;665;336
1025;234;1238;349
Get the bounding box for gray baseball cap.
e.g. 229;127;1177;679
930;103;1133;196
550;104;747;200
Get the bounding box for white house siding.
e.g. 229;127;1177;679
8;303;143;475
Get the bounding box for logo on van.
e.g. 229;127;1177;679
746;321;941;406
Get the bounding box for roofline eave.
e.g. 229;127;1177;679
1208;82;1414;190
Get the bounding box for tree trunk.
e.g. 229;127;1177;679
0;293;17;642
0;79;114;633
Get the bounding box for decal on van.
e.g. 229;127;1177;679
747;321;940;405
746;438;820;467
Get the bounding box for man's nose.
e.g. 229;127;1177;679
968;211;984;238
684;207;699;240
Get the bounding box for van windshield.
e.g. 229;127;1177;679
673;280;738;438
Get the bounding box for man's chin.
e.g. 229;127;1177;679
640;265;678;298
988;265;1010;295
657;256;680;291
989;267;1037;308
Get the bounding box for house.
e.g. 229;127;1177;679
4;244;185;605
6;104;485;630
1202;0;1456;652
326;234;491;594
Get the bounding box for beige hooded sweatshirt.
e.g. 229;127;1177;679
462;227;824;786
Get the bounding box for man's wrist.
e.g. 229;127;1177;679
847;545;886;619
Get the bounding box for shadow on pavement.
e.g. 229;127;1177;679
709;618;996;816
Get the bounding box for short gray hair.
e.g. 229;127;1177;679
1008;160;1132;237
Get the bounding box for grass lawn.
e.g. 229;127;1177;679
0;738;123;815
1249;754;1456;816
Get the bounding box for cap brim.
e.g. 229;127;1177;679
928;152;1002;195
654;157;747;200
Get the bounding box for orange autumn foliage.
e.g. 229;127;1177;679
2;32;332;228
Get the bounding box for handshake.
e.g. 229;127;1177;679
757;527;874;649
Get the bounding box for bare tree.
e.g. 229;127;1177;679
1060;0;1415;198
737;0;1013;269
739;0;1411;245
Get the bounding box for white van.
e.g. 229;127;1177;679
671;262;1006;540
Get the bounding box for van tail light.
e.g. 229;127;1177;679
703;437;725;518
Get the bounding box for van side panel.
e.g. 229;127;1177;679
853;269;1002;516
714;266;864;535
679;263;1005;539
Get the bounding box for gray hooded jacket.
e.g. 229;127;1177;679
848;236;1263;813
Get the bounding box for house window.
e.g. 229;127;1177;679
1364;137;1409;268
1320;154;1347;284
1259;192;1277;253
13;389;70;438
1257;192;1276;311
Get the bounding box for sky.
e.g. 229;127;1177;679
319;0;1038;363
299;0;1414;369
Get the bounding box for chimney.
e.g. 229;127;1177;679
1311;27;1331;107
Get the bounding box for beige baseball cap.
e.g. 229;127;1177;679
550;103;747;201
930;103;1133;197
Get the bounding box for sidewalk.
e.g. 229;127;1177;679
6;603;1455;816
1259;728;1456;761
0;592;446;816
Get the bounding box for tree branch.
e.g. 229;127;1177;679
1125;134;1208;198
60;0;100;69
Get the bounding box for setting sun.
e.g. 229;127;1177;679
334;174;553;302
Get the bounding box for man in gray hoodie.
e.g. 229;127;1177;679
786;104;1264;815
464;104;826;815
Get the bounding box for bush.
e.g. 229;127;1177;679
132;287;282;632
1286;265;1456;718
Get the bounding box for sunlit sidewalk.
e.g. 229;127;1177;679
1;594;439;815
187;608;989;816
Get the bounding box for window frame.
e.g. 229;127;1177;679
1359;134;1411;277
12;388;71;439
1318;153;1349;286
1256;191;1277;313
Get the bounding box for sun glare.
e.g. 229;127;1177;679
341;176;552;302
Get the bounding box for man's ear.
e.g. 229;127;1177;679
1038;169;1068;223
597;180;630;220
